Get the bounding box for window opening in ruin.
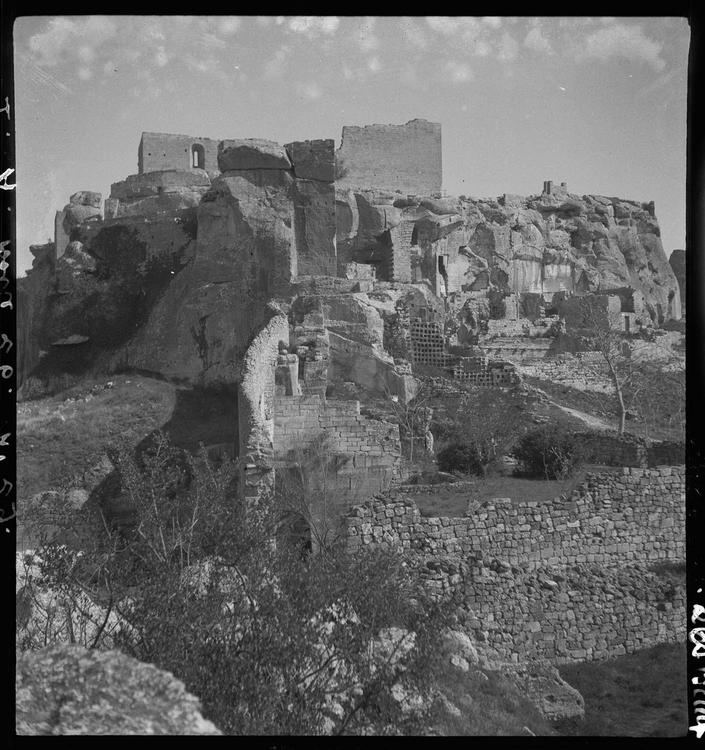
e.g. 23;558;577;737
411;225;419;246
624;315;630;333
191;144;205;169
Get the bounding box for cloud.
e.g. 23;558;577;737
77;66;92;81
368;56;381;73
482;17;502;29
357;17;379;52
264;46;290;78
443;60;473;83
524;26;553;54
497;32;519;61
27;16;117;67
581;21;666;71
154;46;169;67
474;40;492;58
287;16;339;38
400;17;428;49
218;18;241;35
296;81;322;100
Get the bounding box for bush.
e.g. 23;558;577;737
437;442;483;476
20;431;453;735
513;425;583;480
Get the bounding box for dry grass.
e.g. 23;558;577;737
429;665;557;736
411;473;608;517
17;374;176;505
555;642;687;737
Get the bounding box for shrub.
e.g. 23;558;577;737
19;431;452;735
513;425;583;480
437;442;483;476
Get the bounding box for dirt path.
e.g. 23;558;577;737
550;403;614;431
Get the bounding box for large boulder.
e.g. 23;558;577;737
285;139;335;182
69;191;102;208
114;170;295;384
218;139;292;171
16;644;222;735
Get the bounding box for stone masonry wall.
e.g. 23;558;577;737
273;394;403;516
519;353;613;393
345;467;684;567
335;119;442;195
344;466;685;664
459;561;685;664
138;132;220;175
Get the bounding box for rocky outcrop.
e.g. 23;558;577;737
501;663;585;721
337;188;681;322
16;645;222;735
109;169;212;218
61;191;102;236
669;249;685;315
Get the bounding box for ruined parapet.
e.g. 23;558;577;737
335;119;442;196
138;131;220;175
238;310;290;507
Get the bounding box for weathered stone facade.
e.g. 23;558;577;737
335;119;442;196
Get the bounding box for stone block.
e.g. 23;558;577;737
285;139;334;182
218;139;292;171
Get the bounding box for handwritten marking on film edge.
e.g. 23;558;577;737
0;231;12;528
691;603;705;737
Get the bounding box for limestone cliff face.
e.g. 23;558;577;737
669;249;685;316
116;169;296;385
337;186;681;323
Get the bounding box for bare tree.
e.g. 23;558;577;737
577;298;685;436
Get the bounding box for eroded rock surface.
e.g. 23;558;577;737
16;644;222;735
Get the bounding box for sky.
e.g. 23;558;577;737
13;15;690;276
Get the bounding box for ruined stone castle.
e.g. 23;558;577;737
17;119;685;691
20;118;682;531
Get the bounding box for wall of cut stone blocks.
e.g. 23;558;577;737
273;394;403;513
139;132;220;174
335;120;442;196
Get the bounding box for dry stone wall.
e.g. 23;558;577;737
344;466;684;664
459;561;685;664
345;467;684;568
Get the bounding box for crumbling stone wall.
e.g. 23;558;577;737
138;131;220;175
273;394;403;517
238;311;290;504
335;119;442;195
518;353;612;392
344;467;684;567
344;466;684;664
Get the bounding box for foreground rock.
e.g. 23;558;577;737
501;662;585;721
16;644;222;735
